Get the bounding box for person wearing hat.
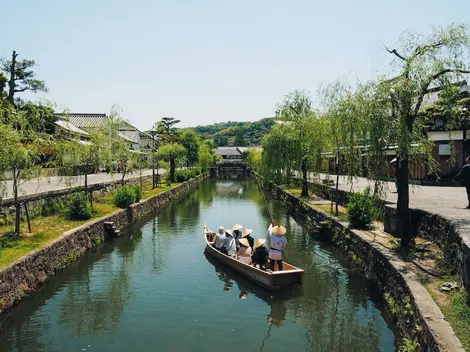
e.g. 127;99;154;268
252;238;269;270
232;224;243;250
236;238;253;264
267;221;288;271
222;229;237;256
241;228;255;249
214;226;226;251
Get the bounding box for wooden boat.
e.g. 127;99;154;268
204;224;304;290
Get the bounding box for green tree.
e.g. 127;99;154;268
159;143;187;182
0;72;7;97
56;129;110;205
108;106;135;186
0;109;51;235
213;134;228;147
234;129;248;146
198;139;218;172
275;90;328;197
181;129;200;167
367;23;470;249
156;117;181;144
1;51;47;104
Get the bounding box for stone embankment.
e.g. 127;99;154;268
0;174;206;314
262;177;464;352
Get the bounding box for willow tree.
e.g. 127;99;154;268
260;123;297;185
320;80;369;215
0;109;51;235
368;23;470;249
274;90;327;197
159;143;187;182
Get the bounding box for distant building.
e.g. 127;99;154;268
216;147;243;161
53;113;144;151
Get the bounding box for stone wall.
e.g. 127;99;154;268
295;177;470;302
261;177;464;352
0;175;153;225
0;174;207;314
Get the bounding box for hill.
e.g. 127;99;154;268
183;117;276;146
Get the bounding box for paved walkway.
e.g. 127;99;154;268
1;169;165;202
309;172;470;246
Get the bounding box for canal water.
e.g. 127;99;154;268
0;179;398;352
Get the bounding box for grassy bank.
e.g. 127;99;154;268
0;181;179;270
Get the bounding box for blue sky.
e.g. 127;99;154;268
2;0;469;129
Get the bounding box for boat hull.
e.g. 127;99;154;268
204;226;303;290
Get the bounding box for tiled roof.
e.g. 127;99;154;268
54;119;89;136
216;147;242;156
119;130;140;144
54;113;108;128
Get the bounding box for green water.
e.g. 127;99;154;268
0;179;397;351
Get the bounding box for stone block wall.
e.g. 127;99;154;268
261;177;464;351
0;174;207;314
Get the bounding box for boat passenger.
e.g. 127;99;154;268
232;224;243;250
267;221;287;271
236;238;253;265
222;229;237;256
214;226;226;251
241;228;255;249
252;238;269;270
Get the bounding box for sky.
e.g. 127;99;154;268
2;0;469;130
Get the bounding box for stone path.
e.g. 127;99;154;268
311;172;470;247
1;169;165;202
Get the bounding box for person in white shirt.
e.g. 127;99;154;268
214;226;226;251
222;229;237;256
267;221;288;271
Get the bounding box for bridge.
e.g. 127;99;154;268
210;160;249;178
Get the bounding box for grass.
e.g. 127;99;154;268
314;203;349;222
0;180;182;270
424;278;470;351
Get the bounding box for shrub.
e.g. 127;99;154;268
164;173;172;186
41;198;60;216
347;187;377;228
68;193;92;220
133;185;142;202
113;186;136;208
174;169;198;182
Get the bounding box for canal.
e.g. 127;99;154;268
0;179;398;351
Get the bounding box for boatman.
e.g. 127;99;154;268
214;226;226;251
267;221;287;271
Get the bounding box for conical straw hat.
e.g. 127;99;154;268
272;225;287;236
225;229;233;237
232;224;243;231
255;238;266;249
242;229;253;238
239;238;250;247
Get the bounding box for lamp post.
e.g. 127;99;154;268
150;129;157;189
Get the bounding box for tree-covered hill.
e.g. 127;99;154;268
182;117;276;146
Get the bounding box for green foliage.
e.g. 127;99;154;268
181;130;200;167
399;338;420;352
234;129;248;146
113;186;137;208
67;193;92;220
0;233;21;251
186;118;276;146
40;198;60;216
133;185;142;202
347;187;377;228
159;143;187;182
174;168;201;182
197;140;217;172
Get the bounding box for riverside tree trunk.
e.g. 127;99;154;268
13;171;20;235
397;156;412;249
301;157;308;197
170;157;176;183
